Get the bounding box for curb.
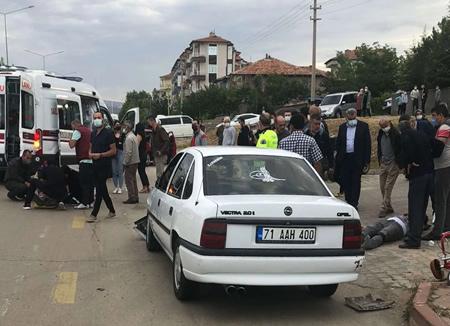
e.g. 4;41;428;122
410;282;447;326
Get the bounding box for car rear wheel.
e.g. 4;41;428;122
308;284;338;297
146;216;161;252
173;243;197;300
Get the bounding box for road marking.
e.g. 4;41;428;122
53;272;78;304
39;225;50;238
72;216;85;229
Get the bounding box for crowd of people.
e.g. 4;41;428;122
214;102;450;249
3;99;450;248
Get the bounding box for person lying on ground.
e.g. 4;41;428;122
362;215;408;250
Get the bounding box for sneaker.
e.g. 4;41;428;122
58;202;66;210
86;215;97;223
107;211;116;218
23;204;32;210
74;203;89;209
117;188;122;194
112;188;119;194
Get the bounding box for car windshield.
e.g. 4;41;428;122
321;95;341;105
203;155;330;196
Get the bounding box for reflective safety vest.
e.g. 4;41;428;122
256;129;278;149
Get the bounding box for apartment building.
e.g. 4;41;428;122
167;32;241;101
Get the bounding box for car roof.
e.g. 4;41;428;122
183;146;304;159
324;92;357;96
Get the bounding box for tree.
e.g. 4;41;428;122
400;15;450;90
119;89;168;120
324;43;399;97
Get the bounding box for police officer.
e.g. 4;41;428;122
255;113;278;149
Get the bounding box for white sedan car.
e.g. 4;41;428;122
145;147;365;300
215;113;260;128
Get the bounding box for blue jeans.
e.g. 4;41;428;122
112;149;124;188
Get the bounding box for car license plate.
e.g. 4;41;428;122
256;226;316;244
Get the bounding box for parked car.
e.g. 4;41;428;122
144;146;365;300
382;91;403;115
156;115;193;138
216;113;260;128
320;92;358;118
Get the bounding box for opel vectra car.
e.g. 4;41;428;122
145;147;364;300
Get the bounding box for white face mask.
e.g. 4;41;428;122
285;116;291;122
416;115;423;120
382;126;391;133
347;119;357;127
224;122;230;128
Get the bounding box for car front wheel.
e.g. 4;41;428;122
146;216;161;252
308;284;338;297
173;243;197;300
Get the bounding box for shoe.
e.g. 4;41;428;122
139;187;149;193
89;202;94;208
112;188;119;194
422;233;441;241
117;188;122;194
7;193;23;202
399;242;420;249
385;208;394;214
335;192;343;197
23;204;32;210
378;210;387;218
123;199;139;204
58;202;66;210
74;203;89;209
107;211;116;218
86;215;97;223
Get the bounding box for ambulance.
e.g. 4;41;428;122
0;66;113;177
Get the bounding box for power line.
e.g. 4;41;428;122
321;0;374;16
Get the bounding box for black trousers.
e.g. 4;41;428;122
25;179;65;205
79;163;94;206
138;159;149;188
341;154;362;209
406;173;433;246
398;104;406;115
91;166;115;217
413;98;419;111
6;181;28;198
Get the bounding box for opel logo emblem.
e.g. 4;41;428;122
284;206;292;216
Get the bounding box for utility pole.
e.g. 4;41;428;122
310;0;321;102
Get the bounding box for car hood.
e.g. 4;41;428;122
319;104;337;112
206;195;356;219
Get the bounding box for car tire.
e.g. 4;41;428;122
173;243;197;301
362;164;370;175
308;284;338;297
146;216;161;252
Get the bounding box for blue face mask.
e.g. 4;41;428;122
93;118;103;128
431;117;438;127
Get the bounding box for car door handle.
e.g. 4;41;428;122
169;207;173;216
158;199;161;207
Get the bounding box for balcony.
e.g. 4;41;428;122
190;55;206;63
189;70;206;81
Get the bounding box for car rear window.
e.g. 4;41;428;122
203;155;330;196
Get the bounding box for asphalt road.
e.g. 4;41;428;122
0;167;408;326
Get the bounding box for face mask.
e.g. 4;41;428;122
416;115;423;120
285;116;291;122
347;119;357;127
307;114;311;121
93;118;103;128
382;126;391;133
224;122;230;127
431;117;438;127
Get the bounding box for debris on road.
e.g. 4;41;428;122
345;294;395;312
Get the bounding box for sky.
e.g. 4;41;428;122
2;0;449;101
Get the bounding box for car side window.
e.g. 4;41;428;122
168;154;194;199
157;153;183;192
182;116;192;124
343;94;356;103
182;162;195;199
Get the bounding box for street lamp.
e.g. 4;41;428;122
24;49;64;70
0;5;34;65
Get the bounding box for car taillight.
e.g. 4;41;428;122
34;129;43;155
343;220;362;249
200;219;227;249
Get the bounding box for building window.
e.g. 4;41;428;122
227;63;233;75
209;55;217;64
227;46;233;60
209;73;217;83
21;91;34;129
208;64;217;74
208;44;217;55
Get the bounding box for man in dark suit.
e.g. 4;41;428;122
335;108;371;209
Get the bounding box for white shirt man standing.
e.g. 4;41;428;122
222;116;236;146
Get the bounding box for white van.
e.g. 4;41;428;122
0;67;113;174
157;115;193;138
